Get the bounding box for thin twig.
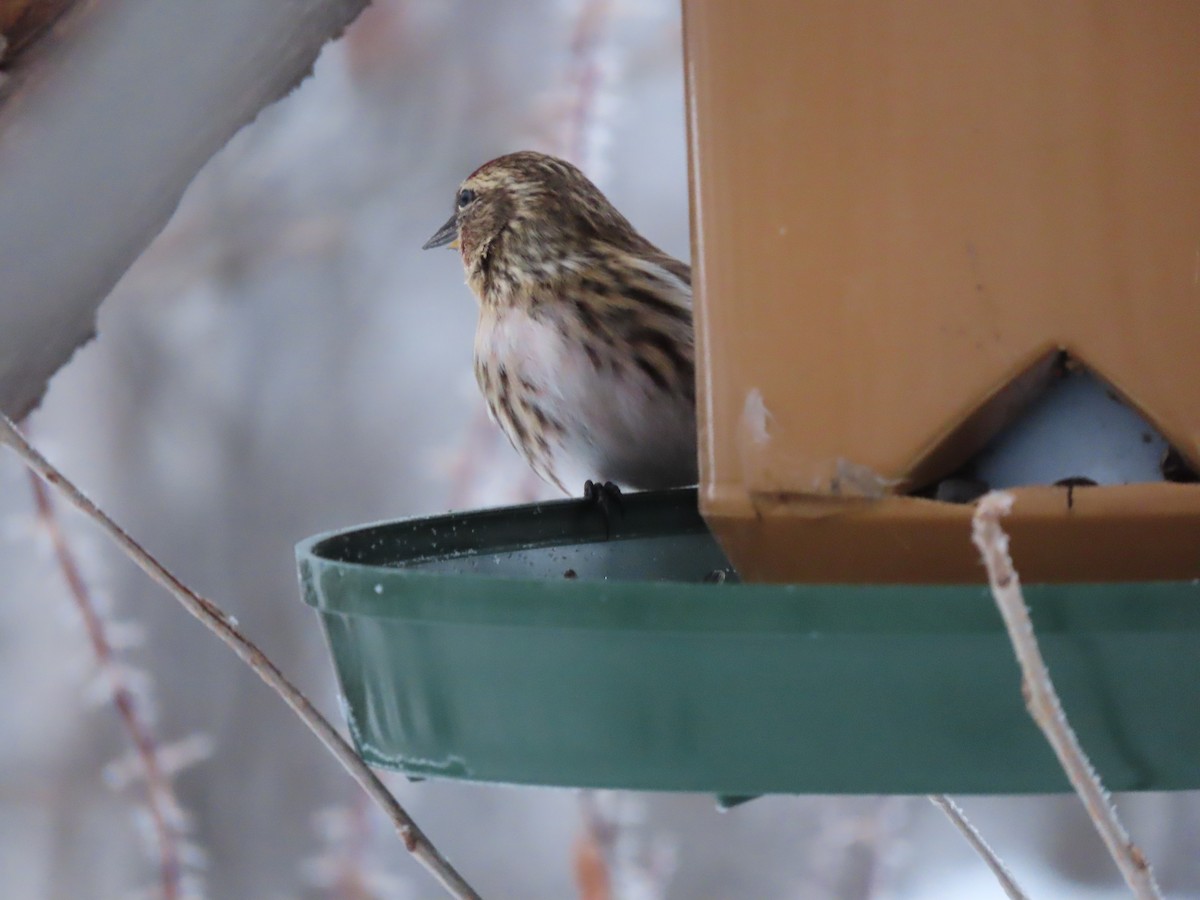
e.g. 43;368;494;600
573;792;612;900
929;795;1027;900
331;794;376;900
971;492;1161;900
0;415;481;900
562;0;613;172
28;469;184;900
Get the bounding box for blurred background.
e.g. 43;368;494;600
1;0;1198;896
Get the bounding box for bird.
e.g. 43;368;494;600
423;150;697;497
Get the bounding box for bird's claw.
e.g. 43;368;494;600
583;479;623;538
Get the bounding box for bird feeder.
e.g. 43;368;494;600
296;1;1200;796
685;0;1200;584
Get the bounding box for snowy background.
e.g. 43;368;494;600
1;0;1198;896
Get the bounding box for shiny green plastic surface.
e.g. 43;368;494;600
296;488;1200;794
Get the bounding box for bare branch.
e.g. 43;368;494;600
0;414;481;900
28;469;187;899
561;0;614;174
573;793;612;900
971;492;1161;900
929;795;1027;900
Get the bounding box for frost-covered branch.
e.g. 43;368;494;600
971;492;1161;900
560;0;615;179
574;791;674;900
0;415;481;900
929;795;1027;900
305;796;405;900
28;468;201;900
572;804;612;900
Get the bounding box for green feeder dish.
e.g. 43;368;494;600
296;488;1200;795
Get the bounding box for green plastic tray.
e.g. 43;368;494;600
296;488;1200;795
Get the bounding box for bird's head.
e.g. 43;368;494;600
423;151;641;297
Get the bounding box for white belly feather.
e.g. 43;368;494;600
475;304;697;492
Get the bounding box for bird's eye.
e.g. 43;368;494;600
456;189;476;209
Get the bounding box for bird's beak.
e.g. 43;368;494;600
422;214;459;250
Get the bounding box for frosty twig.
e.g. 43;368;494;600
0;415;481;900
561;0;615;176
28;470;192;899
971;492;1161;900
929;795;1027;900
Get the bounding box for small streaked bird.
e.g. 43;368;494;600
423;151;697;495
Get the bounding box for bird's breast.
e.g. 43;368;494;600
473;303;697;491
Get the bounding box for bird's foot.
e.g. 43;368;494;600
583;479;623;538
